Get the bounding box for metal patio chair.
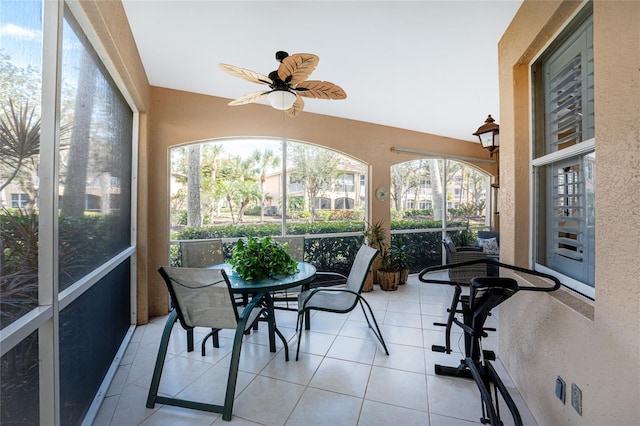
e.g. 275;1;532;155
295;244;389;360
147;266;283;421
180;239;248;353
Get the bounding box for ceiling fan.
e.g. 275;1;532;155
218;51;347;117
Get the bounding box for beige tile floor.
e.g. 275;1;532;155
93;273;537;426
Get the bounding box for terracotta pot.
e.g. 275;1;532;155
399;269;409;284
370;257;383;284
362;269;374;292
377;270;399;291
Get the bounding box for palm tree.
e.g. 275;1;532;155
187;144;202;227
0;100;40;192
253;148;280;222
200;143;224;225
219;155;260;224
429;159;444;220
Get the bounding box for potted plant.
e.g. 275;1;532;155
362;219;386;291
376;245;400;291
391;237;412;284
228;235;297;280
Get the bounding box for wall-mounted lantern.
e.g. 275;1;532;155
473;114;500;157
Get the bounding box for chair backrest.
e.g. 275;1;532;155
443;236;457;254
157;266;238;330
345;245;379;293
272;236;305;261
180;239;225;267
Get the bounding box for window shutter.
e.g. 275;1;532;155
544;16;594;154
552;162;584;262
535;12;595;294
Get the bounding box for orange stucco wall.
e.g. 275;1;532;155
77;0;497;324
145;87;493;317
498;1;640;424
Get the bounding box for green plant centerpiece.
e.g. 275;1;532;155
228;235;298;280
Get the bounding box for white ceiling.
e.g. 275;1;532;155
121;0;522;142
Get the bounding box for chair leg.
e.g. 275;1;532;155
358;297;390;356
273;326;289;361
295;311;305;361
304;309;311;330
186;328;194;352
222;322;247;421
147;312;238;418
201;329;220;356
147;310;178;408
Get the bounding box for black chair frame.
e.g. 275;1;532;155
295;245;389;361
147;267;286;421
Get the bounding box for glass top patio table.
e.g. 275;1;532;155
208;261;317;357
210;261;317;293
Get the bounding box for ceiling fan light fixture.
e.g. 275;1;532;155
219;51;346;117
267;90;296;110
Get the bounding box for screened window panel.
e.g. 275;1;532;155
169;139;368;235
0;0;42;330
59;260;131;425
0;330;39;425
58;8;133;291
285;141;365;233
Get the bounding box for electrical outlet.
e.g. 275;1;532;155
555;376;566;403
571;383;582;415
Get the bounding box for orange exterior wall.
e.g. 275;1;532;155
498;1;640;424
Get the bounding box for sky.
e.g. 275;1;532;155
0;0;43;71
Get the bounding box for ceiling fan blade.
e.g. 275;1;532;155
219;63;272;85
286;96;304;117
277;53;319;85
295;80;347;100
228;90;270;106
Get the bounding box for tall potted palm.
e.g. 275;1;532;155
362;219;385;292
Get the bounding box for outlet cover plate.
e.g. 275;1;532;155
555;376;566;403
571;383;582;415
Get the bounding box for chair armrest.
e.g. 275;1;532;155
238;292;266;319
301;286;360;310
308;271;348;289
315;271;348;280
457;246;483;252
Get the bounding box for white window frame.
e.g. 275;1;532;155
11;193;29;208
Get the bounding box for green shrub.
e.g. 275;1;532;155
328;209;362;221
244;206;261;216
172;219;447;274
